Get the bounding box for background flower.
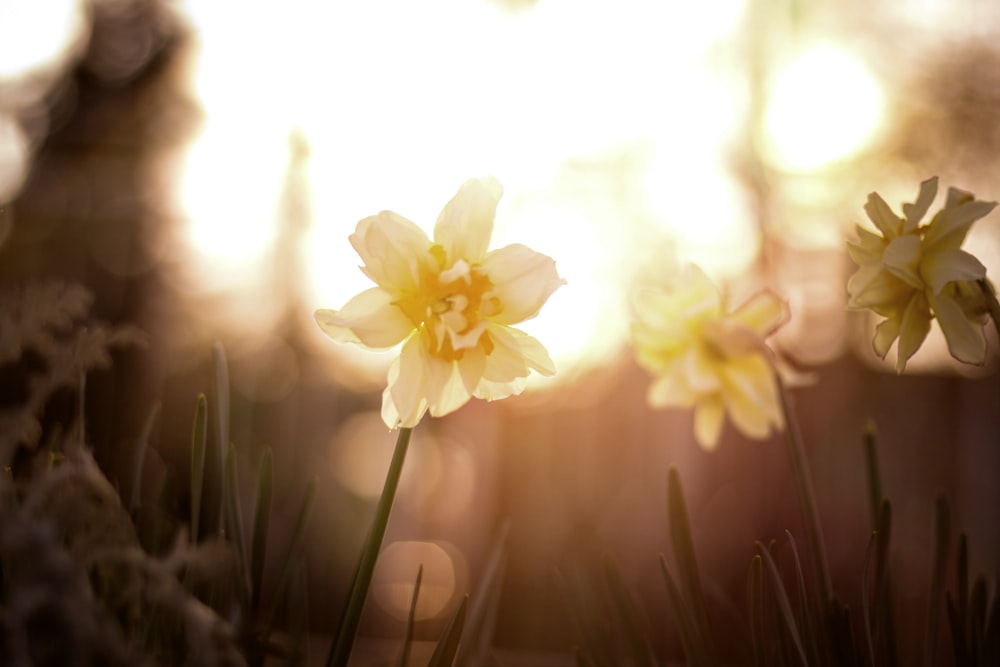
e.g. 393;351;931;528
847;177;996;371
630;265;788;449
315;177;565;428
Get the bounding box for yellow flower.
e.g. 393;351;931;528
630;265;789;450
315;177;565;428
847;177;996;371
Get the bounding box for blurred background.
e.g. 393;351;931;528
1;0;998;662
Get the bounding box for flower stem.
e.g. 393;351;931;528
775;373;834;606
327;426;413;667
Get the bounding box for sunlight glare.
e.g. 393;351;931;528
765;44;883;171
177;0;750;373
763;43;884;172
0;0;86;83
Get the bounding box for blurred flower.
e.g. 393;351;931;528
847;177;996;371
316;177;564;428
630;265;788;450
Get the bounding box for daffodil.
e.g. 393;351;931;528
630;265;789;450
315;177;565;428
847;177;996;371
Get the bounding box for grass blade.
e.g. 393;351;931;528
213;342;230;537
604;554;656;667
862;420;883;530
399;565;423;667
776;375;833;607
251;447;273;618
667;467;715;659
427;595;469;667
129;401;161;515
956;533;969;634
757;541;809;667
190;394;208;543
554;566;617;667
971;575;988;663
862;531;877;667
327;426;413;667
455;521;509;667
748;555;766;667
923;496;950;667
262;476;318;640
784;531;819;664
224;441;250;608
660;554;711;667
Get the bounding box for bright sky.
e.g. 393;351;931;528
175;0;758;374
174;0;893;377
0;0;890;377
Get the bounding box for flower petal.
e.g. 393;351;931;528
864;192;902;238
921;249;986;295
426;360;473;418
882;235;924;289
647;371;695;408
895;292;931;372
901;176;938;233
729;290;789;337
434;177;503;264
471;327;554;400
722;362;780;441
872;316;900;359
507;327;557;376
382;339;429;428
684;347;721;393
847;226;887;265
315;288;413;348
482;244;565;325
693;398;725;450
473;377;527;401
351;212;433;292
847;266;911;313
923;195;997;251
929;291;987;366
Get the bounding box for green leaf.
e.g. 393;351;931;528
262;476;318;641
862;532;877;666
862;420;883;530
399;565;422;667
603;554;656;667
923;496;950;667
224;441;250;608
129;401;161;515
427;595;469;667
783;531;819;664
554;566;617;667
190;394;208;543
971;575;988;662
455;521;509;667
983;583;1000;665
757;541;808;667
956;533;969;633
747;555;766;667
667;467;715;658
213;342;231;537
660;555;711;667
251;447;273;618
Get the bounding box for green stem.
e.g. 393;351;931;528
327;426;413;667
775;372;834;607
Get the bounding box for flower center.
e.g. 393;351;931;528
396;245;501;361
